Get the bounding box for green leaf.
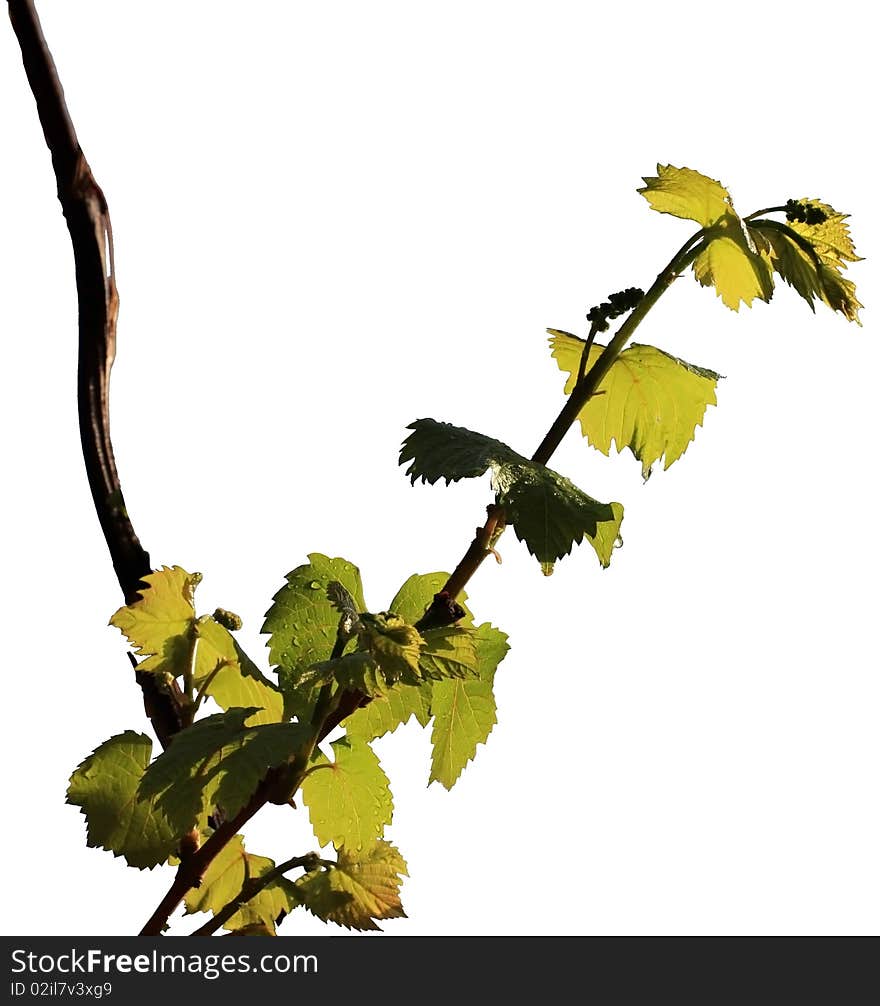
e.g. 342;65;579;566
419;626;478;679
638;164;733;227
295;841;407;931
304;609;448;694
301;650;393;698
345;684;433;740
183;834;298;931
139;710;309;834
548;330;722;479
693;214;774;311
400;420;521;486
429;623;509;789
262;554;366;717
498;463;624;568
301;736;393;852
110;570;283;723
66;732;180;869
193;617;283;725
388;571;452;624
357;612;424;682
400;420;623;568
109;566;200;673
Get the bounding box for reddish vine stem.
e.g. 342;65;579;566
188;852;322;936
139;782;275;936
8;0;184;746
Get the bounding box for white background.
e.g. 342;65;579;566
1;1;876;936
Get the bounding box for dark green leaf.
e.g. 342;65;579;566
400;420;623;568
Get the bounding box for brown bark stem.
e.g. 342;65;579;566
8;0;183;745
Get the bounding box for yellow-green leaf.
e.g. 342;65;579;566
753;220;863;324
638;164;733;227
183;834;298;931
262;554;366;718
693;214;774;311
418;626;478;680
787;199;861;270
301;736;393;852
295;841;407;931
109;566;199;672
428;624;509;789
357;612;424;682
194;617;283;724
345;684;432;740
549;330;722;479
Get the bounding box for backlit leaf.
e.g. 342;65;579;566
262;554;366;718
183;834;298;931
387;571;452;624
787;199;861;269
109;566;199;673
357;612;424;681
194;618;283;725
638;164;733;227
301;736;393;852
752;219;863;323
66;732;180;869
549;330;721;478
345;684;432;740
301;650;393;698
419;626;478;679
693;214;774;310
757;226;823;311
295;841;407;931
429;623;509;789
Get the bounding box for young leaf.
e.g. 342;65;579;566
400;420;623;568
419;626;478;679
139;710;310;834
194;617;283;725
429;623;509;789
301;650;393;697
786;199;861;270
814;263;862;323
638;164;733;227
109;566;200;672
295;841;408;931
262;554;366;717
548;330;722;479
387;571;454;624
357;612;424;681
640;165;775;311
692;214;774;311
300;736;393;852
752;219;863;323
756;226;824;311
66;732;180;869
183;834;298;931
345;684;433;740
